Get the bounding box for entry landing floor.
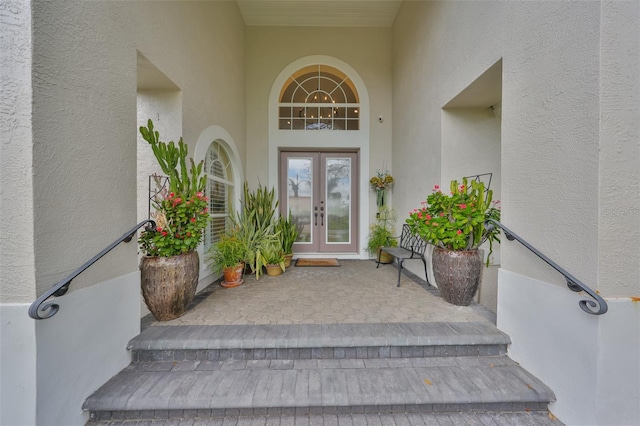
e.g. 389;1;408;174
143;260;495;328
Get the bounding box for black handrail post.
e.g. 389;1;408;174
485;219;608;315
28;220;156;320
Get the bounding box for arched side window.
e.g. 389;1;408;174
204;141;234;251
278;64;360;130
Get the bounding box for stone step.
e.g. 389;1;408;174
84;355;555;421
87;411;563;425
130;322;510;362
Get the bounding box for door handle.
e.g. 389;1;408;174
314;206;318;226
320;205;324;226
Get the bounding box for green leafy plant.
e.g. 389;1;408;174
276;211;298;255
232;182;280;280
366;208;398;256
206;233;247;274
138;120;209;257
261;240;285;272
406;177;500;265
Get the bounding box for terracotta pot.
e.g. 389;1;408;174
283;253;293;268
265;264;283;276
221;263;244;288
140;251;199;321
432;247;482;306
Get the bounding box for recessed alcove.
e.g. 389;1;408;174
441;59;502;312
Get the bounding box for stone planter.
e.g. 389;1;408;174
432;247;482;306
140;250;199;321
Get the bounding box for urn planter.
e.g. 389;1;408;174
140;250;199;321
432;247;483;306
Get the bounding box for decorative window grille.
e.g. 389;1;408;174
278;65;360;131
205;141;235;251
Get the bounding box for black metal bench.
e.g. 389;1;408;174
376;224;430;287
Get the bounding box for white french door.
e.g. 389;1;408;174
279;151;358;253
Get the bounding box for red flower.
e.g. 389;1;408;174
186;232;191;237
190;217;197;223
161;231;168;236
459;204;467;209
456;230;462;235
196;191;204;198
156;226;163;232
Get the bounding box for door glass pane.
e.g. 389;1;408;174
287;158;313;243
325;158;351;243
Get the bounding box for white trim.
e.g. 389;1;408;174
1;304;37;426
268;56;370;258
33;272;140;426
497;269;640;426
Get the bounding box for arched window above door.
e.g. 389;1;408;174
278;65;360;131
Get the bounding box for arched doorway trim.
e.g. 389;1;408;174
268;55;370;258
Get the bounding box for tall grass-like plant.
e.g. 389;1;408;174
234;182;279;280
276;211;298;255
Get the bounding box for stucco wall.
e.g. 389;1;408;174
1;2;38;422
1;0;36;304
18;1;246;424
30;0;245;298
393;1;639;424
393;0;603;289
245;26;392;229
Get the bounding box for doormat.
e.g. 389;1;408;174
295;258;341;267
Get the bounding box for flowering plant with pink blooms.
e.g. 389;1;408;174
406;177;500;263
138;120;209;257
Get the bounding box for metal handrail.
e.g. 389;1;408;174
28;220;156;320
486;219;608;315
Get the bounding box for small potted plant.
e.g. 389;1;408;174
261;241;285;276
276;211;298;268
366;208;397;263
406;177;501;306
206;233;247;288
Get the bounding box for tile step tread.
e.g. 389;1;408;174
84;356;555;413
129;322;510;351
87;411;564;425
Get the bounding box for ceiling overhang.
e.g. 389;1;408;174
237;0;403;27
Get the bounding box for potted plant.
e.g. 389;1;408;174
137;119;209;320
406;177;501;306
206;233;247;288
366;208;397;264
276;211;298;268
232;182;279;280
261;241;285;276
